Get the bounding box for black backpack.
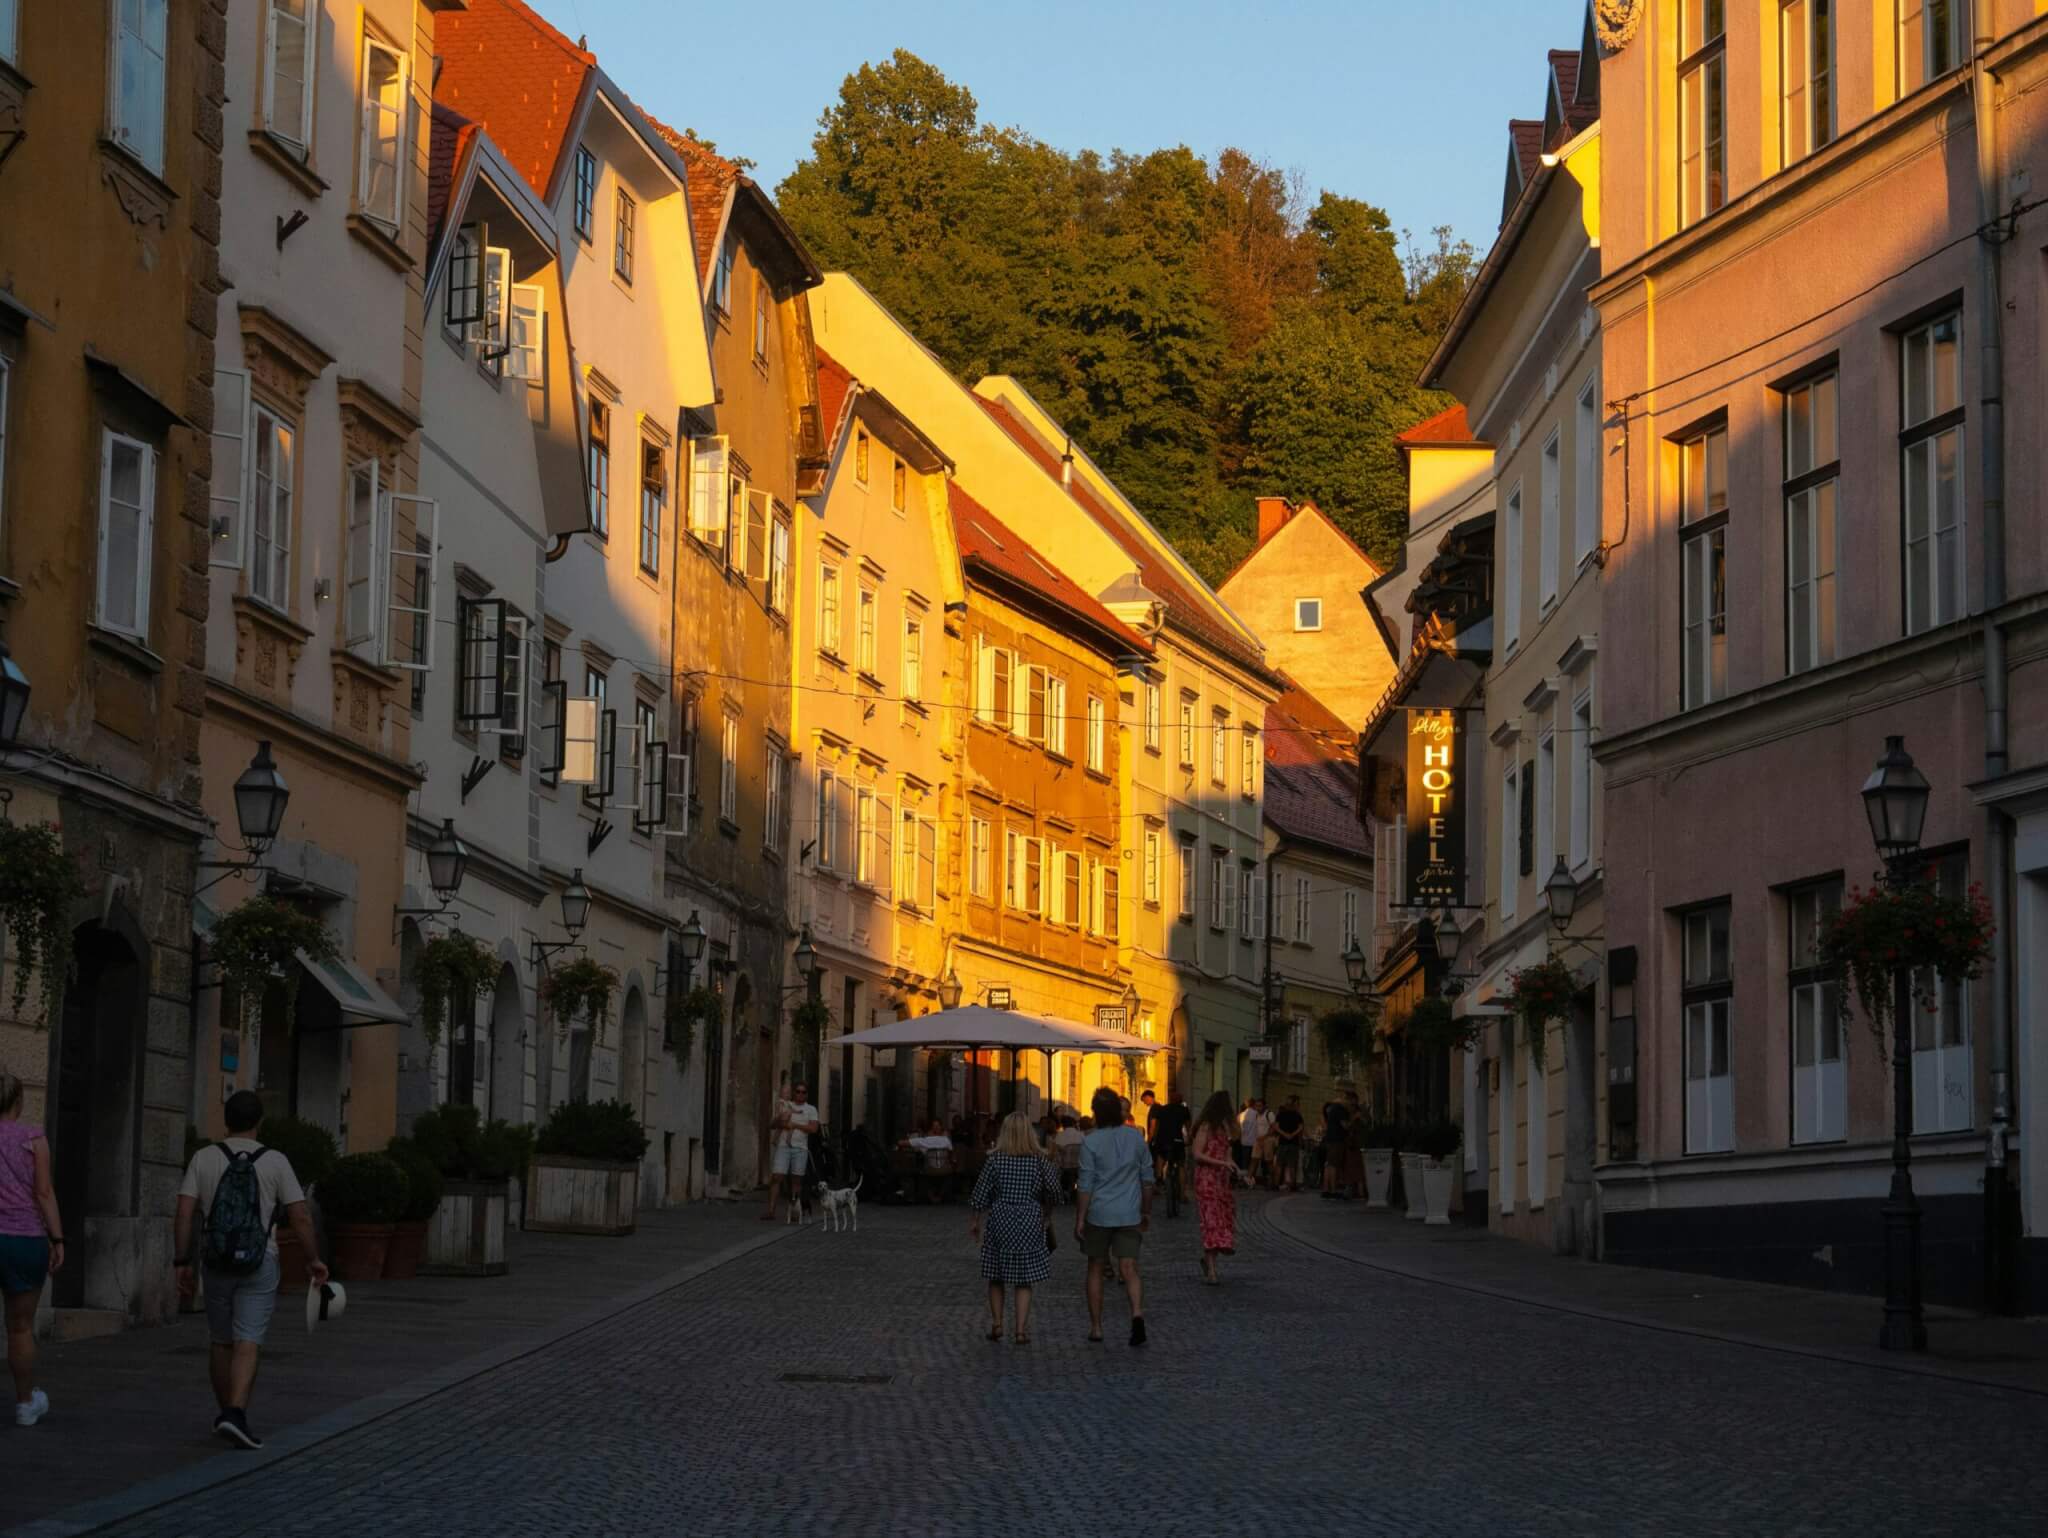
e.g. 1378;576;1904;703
202;1144;272;1275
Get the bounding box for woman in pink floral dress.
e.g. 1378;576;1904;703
1189;1091;1241;1285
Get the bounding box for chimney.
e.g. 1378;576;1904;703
1256;497;1292;545
1060;438;1074;490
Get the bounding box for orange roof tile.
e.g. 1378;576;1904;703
1395;404;1486;449
1264;676;1368;856
815;347;854;448
426;102;478;244
434;0;593;202
641;114;739;283
949;482;1152;661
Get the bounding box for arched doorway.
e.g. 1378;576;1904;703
488;963;524;1121
619;985;647;1123
50;921;145;1310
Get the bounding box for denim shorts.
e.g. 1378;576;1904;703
0;1234;49;1295
771;1145;808;1177
203;1251;280;1345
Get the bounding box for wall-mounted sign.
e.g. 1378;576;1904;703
986;986;1013;1010
1247;1043;1274;1063
1094;1004;1130;1035
1404;708;1465;909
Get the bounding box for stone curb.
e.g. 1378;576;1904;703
1265;1195;2048;1401
4;1222;799;1538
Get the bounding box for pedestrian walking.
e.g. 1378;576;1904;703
761;1082;820;1222
1189;1091;1241;1285
968;1111;1062;1344
1319;1095;1352;1199
1076;1085;1154;1347
1341;1089;1367;1198
174;1091;329;1449
1;1071;63;1428
1234;1096;1266;1174
1273;1096;1306;1191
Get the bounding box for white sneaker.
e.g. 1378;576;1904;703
15;1389;48;1426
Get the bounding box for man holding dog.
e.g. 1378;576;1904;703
1076;1085;1153;1347
762;1082;820;1222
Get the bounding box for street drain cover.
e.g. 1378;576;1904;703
779;1373;892;1385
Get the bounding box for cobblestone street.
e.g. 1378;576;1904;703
18;1194;2037;1538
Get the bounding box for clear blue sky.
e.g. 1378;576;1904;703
553;0;1583;258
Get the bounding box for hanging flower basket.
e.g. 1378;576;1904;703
1402;995;1479;1054
1817;877;1993;1038
1315;1004;1380;1067
210;894;337;1036
0;820;84;1024
540;956;619;1041
415;930;499;1050
664;985;720;1056
1506;956;1578;1068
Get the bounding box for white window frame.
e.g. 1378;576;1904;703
262;0;317;156
1294;598;1322;632
1143;679;1161;752
1293;875;1312;944
1900;313;1964;637
1086;695;1105;773
507;284;545;384
1789;881;1846;1145
1912;851;1975;1133
856;585;877;676
1178;837;1197;920
1568;692;1593;871
208;366;249;569
1178;695;1196;767
1539;429;1561;608
816;765;840;873
96;430;156;638
384;494;438;673
1680;424;1728;709
719;711;739;824
1683;903;1735;1155
1142;828;1162;906
248;404;294;613
1047;676;1068;756
768;513;791;615
902;610;924;701
969;815;992;900
110;0;170;175
1780;0;1835;164
1502;484;1523;650
1784;371;1839;674
1574;372;1600;566
1499;764;1519;922
1209;708;1228;785
688;435;729;545
1241;728;1257;799
356;32;408;232
819;561;842;658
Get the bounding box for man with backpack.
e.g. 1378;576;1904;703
174;1091;328;1449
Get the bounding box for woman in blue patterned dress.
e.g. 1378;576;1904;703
969;1111;1062;1344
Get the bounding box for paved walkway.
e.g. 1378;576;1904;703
9;1193;2048;1536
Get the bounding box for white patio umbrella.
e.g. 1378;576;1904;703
827;1004;1159;1118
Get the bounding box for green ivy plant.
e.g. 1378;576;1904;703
0;821;83;1024
415;930;499;1049
540;955;619;1041
210;894;337;1035
663;985;720;1058
1315;1005;1379;1068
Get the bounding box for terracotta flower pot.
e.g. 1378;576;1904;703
383;1219;429;1280
275;1226;311;1296
328;1222;395;1282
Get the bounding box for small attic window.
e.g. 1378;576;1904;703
1294;598;1322;632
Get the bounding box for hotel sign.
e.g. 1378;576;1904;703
1404;709;1465;909
1094;1004;1131;1035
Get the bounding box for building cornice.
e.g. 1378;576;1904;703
203;678;423;799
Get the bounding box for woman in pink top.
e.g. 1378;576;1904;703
0;1070;64;1426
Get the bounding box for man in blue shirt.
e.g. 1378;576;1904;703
1076;1085;1154;1346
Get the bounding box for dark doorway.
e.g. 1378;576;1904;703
702;979;733;1176
50;923;145;1309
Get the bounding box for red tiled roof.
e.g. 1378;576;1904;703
641;114;738;283
971;395;1268;675
949;482;1152;660
1395;404;1485;449
426;102;478;245
1509;120;1545;185
1263;678;1369;857
435;0;593;202
815;347;854;448
1550;49;1600;140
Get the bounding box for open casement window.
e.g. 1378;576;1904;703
357;34;408;232
383;494;438;671
343;460;382;655
1005;652;1027;736
96;431;156;638
1025;666;1049;743
665;697;698;836
478;247;512;368
488;615;527;752
688;436;728;544
630;701;666;833
1047;677;1068;756
263;0;316;156
768;514;791;614
554;691;597;785
444;225;485;339
248;406;295;612
582;708;617;805
209;368;251;569
743;492;771;584
870;796;895;899
111;0;169;173
506;285;545;384
455;598;507;723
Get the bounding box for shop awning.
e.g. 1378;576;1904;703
832;1005;1161;1056
296;949;409;1029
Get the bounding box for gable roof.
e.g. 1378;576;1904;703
1219;497;1384;587
434;0;594;202
640;115;740;282
1264;677;1370;858
949;482;1152;663
426;102;480;245
972;394;1270;678
815;347;855;449
1395;405;1486;451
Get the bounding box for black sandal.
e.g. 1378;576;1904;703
987;1325;1002;1341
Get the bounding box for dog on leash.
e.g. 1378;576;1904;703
810;1174;862;1233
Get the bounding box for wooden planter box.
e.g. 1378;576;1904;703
422;1178;509;1276
524;1155;638;1236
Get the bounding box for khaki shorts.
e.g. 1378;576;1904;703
1082;1223;1142;1263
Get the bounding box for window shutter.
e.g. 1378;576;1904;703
561;696;599;784
1519;760;1536;877
507;284;545;381
1250;867;1267;940
689;436;728;538
209;368;251;569
382;494;437;671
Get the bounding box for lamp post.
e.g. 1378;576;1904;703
677;910;707;992
231;741;290;856
425;819;469;905
1341;938;1369;995
936;964;963;1011
1863;734;1931;1353
1544;857;1578;935
531;868;592;970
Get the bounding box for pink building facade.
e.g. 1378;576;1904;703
1591;0;2048;1308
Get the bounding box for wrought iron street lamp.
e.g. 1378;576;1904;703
232;741;290;855
425;818;469;904
0;640;30;747
1545;858;1578;933
937;965;963;1010
559;869;592;938
1865;734;1931;1353
676;909;708;992
1341;937;1369;994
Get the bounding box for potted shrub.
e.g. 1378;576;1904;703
381;1137;444;1280
252;1115;339;1294
1361;1119;1398;1209
411;1104;530;1276
527;1099;650;1235
316;1152;409;1280
1415;1119;1462;1226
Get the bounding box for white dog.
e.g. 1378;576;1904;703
811;1175;861;1233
